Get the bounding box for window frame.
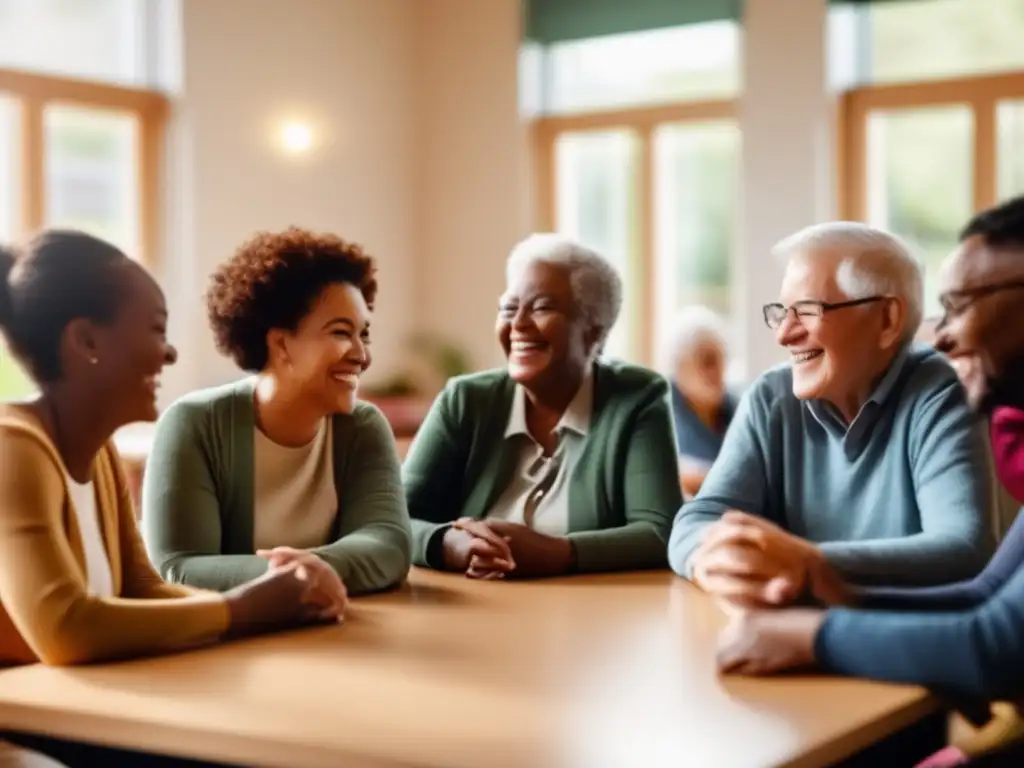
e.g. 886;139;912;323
532;97;736;365
0;66;168;265
838;70;1024;223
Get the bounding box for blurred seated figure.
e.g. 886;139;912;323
661;306;737;497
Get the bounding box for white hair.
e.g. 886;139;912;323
658;305;728;377
772;221;924;341
506;233;623;352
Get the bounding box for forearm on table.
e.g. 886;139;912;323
410;517;453;567
159;553;269;592
820;534;989;586
312;526;411;594
568;523;668;573
668;503;724;578
858;579;990;611
816;583;1024;699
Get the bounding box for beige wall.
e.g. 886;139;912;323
415;0;530;372
161;0;527;405
162;0;419;404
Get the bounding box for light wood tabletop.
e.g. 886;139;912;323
0;569;938;768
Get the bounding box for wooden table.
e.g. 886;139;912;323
0;570;938;768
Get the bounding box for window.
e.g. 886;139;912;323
868;0;1024;84
653;121;738;360
839;0;1024;316
45;104;141;255
554;131;640;359
533;21;741;115
531;24;740;364
0;0;144;86
0;1;168;399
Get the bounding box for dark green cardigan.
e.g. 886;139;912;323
404;360;683;573
141;378;412;594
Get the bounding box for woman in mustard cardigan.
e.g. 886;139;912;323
0;232;344;767
405;234;683;579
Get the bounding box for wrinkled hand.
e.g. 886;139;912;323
692;511;821;610
442;520;516;578
480;520;575;579
449;518;574;579
716;608;826;676
256;546;348;621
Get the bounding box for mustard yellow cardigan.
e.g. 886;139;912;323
0;405;228;667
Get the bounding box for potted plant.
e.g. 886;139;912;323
361;336;471;438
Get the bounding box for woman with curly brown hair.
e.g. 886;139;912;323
141;228;411;600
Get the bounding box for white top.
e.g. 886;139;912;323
64;474;114;598
253;418;337;551
485;375;593;537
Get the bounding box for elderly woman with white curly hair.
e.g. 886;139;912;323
669;221;996;605
661;306;738;497
404;233;682;579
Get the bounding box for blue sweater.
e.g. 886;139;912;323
670;385;736;464
815;507;1024;699
668;345;995;586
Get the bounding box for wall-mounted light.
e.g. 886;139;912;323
280;121;314;154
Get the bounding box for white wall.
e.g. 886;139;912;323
161;0;419;404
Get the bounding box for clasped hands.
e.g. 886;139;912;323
693;511;852;676
257;546;348;622
442;517;574;579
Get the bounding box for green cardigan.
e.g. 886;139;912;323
141;378;412;594
404;360;683;573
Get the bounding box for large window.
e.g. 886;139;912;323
531;22;741;364
0;0;168;398
868;0;1024;84
839;0;1024;316
0;0;145;86
539;21;740;115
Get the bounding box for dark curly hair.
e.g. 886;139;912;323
205;227;378;372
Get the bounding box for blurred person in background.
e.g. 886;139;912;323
660;305;737;498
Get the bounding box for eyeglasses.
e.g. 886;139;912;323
938;279;1024;317
762;296;885;330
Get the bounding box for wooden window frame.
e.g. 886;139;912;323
532;98;736;365
838;70;1024;222
0;67;169;266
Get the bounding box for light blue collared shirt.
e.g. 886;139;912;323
668;344;995;586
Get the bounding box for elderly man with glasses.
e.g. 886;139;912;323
668;221;996;609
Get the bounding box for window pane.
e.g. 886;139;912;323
544;22;740;115
0;96;32;401
870;0;1024;83
44;104;140;257
653;121;739;359
0;0;142;85
998;100;1024;200
554;130;639;361
866;106;973;315
0;95;18;242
